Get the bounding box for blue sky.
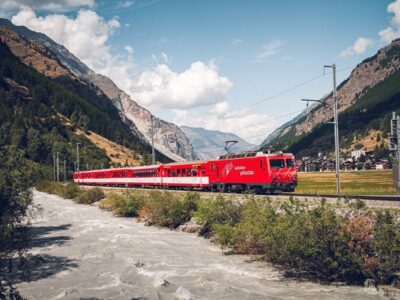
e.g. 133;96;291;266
1;0;398;143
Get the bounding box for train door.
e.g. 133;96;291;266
259;157;268;181
209;161;220;183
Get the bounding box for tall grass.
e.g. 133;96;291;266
296;170;396;195
36;181;105;204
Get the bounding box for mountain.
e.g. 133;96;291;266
261;39;400;158
181;126;256;160
0;25;173;180
0;18;198;162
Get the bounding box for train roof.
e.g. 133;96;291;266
74;164;161;174
218;151;294;160
164;160;207;167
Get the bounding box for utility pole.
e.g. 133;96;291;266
151;115;155;165
53;154;56;181
389;112;400;192
301;64;340;196
76;142;80;172
56;152;60;182
324;64;340;196
63;160;66;181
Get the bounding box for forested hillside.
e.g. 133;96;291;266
0;41;166;180
263;68;400;158
261;39;400;158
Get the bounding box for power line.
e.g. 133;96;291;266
237;65;356;112
239;73;326;110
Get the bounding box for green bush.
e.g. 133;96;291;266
370;210;400;283
36;181;83;200
204;195;400;284
76;188;105;204
63;182;81;199
101;191;145;217
194;195;242;237
214;197;277;254
263;199;366;282
144;191;198;228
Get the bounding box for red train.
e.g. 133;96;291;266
73;151;297;194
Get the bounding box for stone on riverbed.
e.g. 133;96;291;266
177;217;203;233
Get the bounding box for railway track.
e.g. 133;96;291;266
81;185;400;202
281;192;400;201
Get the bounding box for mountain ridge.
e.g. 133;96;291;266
261;38;400;157
181;126;256;160
0;18;198;162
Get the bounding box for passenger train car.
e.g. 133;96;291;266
73;151;297;194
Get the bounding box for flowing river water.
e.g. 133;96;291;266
15;191;393;299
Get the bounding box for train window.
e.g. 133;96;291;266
192;169;197;176
187;168;191;176
177;169;181;176
210;163;214;171
245;152;256;158
270;159;285;169
286;159;294;167
260;159;263;168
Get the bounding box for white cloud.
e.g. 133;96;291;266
124;45;134;57
256;39;283;60
130;61;233;109
230;38;243;45
388;0;400;26
8;5;234;116
379;0;400;43
339;0;400;57
11;7;120;70
116;1;135;9
379;26;400;43
339;37;374;57
173;104;276;144
0;0;94;16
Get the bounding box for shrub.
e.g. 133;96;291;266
144;191;198;228
209;196;400;284
36;181;82;200
63;182;81;199
76;188;105;204
101;191;145;217
222;196;277;254
370;210;400;283
194;195;242;237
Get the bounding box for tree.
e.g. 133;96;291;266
0;146;33;298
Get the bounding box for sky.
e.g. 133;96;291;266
0;0;399;144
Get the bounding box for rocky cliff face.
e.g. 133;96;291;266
0;18;198;161
262;39;400;148
181;126;256;160
0;24;71;78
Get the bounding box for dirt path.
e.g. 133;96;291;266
16;191;390;300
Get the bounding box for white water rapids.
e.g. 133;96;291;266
15;191;390;299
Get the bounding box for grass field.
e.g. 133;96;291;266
296;170;397;195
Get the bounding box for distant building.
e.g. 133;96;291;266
351;149;366;160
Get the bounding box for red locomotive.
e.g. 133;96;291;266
73;151;297;194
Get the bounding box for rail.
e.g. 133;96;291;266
281;192;400;201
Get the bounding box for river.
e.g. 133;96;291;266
15;191;391;299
